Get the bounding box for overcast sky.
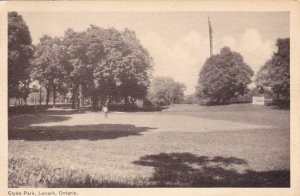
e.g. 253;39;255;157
20;12;289;94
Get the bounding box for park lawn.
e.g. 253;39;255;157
8;104;290;187
162;104;290;127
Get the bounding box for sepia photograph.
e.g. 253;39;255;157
2;1;300;195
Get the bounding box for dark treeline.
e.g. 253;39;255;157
8;12;153;110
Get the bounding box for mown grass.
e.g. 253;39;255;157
162;104;289;127
8;104;290;187
8;157;152;188
8;153;289;188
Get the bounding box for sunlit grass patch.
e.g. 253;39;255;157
8;157;152;188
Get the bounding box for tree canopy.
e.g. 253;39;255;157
148;76;186;106
8;12;33;101
31;35;70;106
256;38;290;102
197;47;254;105
29;24;153;110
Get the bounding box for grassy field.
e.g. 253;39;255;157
8;104;290;187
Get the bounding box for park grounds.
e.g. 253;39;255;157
8;103;289;187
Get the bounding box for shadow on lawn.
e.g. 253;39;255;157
133;152;290;187
9;124;154;141
9;115;71;128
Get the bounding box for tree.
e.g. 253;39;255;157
32;25;153;111
148;76;186;106
184;93;198;104
118;29;153;105
63;27;105;110
8;12;33;104
31;35;70;107
88;26;153;107
197;47;254;105
256;38;290;103
90;27;125;107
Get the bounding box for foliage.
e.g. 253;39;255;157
148;76;186;106
90;27;153;105
183;93;199;104
62;26;153;109
31;35;70;107
9;13;153;109
63;28;101;109
118;29;153;104
8;12;33;100
197;47;254;105
256;38;290;103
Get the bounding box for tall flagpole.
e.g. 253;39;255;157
208;17;213;57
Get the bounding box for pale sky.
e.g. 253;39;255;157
20;12;289;94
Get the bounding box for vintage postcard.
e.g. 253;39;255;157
1;1;300;196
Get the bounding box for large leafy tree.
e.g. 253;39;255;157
31;35;70;107
148;76;186;106
197;47;254;105
118;29;153;105
256;38;290;102
8;12;33;103
63;27;105;110
89;26;153;107
91;27;126;106
30;25;153;110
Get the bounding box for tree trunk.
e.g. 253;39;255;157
78;84;83;112
46;86;50;106
52;84;56;108
72;97;75;109
98;98;101;109
39;87;42;105
100;95;105;108
92;95;98;110
71;87;76;109
90;97;93;109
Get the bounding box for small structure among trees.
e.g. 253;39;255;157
256;38;290;107
196;47;254;105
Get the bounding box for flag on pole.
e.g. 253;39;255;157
208;17;213;57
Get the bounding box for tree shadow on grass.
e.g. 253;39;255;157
133;153;290;187
9;124;155;141
9;115;71;128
